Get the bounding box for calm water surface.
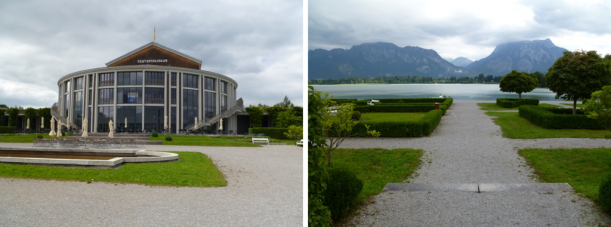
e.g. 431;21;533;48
311;84;565;101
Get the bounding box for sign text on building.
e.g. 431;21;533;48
137;59;168;63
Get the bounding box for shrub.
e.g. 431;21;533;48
151;132;158;137
496;98;539;108
351;111;361;120
37;135;43;139
601;174;611;214
0;126;15;134
165;136;172;141
322;167;363;221
353;99;452;115
248;127;289;139
351;109;443;137
519;106;606;129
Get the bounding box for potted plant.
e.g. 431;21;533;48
152;125;157;133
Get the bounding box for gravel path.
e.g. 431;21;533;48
0;144;302;227
344;100;611;226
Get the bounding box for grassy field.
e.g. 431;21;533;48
519;148;611;204
561;103;584;108
486;112;609;138
478;103;562;111
0;133;70;143
0;152;227;187
149;135;261;147
360;112;425;122
330;148;423;223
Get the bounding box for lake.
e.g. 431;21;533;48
310;84;565;101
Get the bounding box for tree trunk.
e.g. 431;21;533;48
573;99;577;115
518;93;522;100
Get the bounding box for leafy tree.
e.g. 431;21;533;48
7;108;19;127
584;86;611;130
37;108;51;129
275;108;302;127
547;50;611;115
275;95;294;108
478;73;485;83
308;86;332;226
533;71;546;88
284;125;303;140
321;97;357;166
499;70;538;100
244;106;264;127
0;109;4;126
266;106;285;127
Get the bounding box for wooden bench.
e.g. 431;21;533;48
252;138;269;145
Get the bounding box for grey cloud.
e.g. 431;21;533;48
523;0;611;35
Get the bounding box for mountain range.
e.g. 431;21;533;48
309;38;567;80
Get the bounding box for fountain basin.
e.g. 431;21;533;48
0;147;178;167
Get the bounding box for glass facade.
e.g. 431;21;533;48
64;94;70;117
183;73;198;88
73;91;83;128
65;81;70;92
221;95;227;111
88;74;93;88
171;106;176;132
97;106;114;132
74;77;83;90
116;106;142;132
99;72;115;86
171;73;177;86
145;72;164;85
205;91;216;121
220;81;227;93
204;77;215;90
88;90;92;105
145;106;164;132
183;89;198;128
171;88;176;104
87;107;91;132
117;72;143;85
98;88;114;104
145;87;164;104
117;87;142;104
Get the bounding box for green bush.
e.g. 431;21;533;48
37;135;43;139
352;109;443;137
248;127;289;139
496;98;539;108
351;111;361;121
332;99;358;104
0;126;15;134
601;174;611;214
165;136;172;141
519;106;606;129
322;167;363;221
151;132;158;137
353;98;452;115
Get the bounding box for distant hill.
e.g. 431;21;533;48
451;57;473;67
465;38;567;76
308;42;467;80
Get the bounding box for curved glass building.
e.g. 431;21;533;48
54;42;243;134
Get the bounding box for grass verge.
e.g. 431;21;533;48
561;103;584;108
478;103;561;111
150;135;261;147
486;111;609;138
0;152;227;187
0;133;70;143
519;148;611;204
360;112;425;122
330;148;423;224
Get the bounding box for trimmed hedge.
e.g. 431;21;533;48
248;127;289;139
352;109;443;137
354;101;451;115
332;99;358;104
496;98;539;108
0;126;15;134
351;111;361;121
600;174;611;214
322;167;363;221
519;106;606;129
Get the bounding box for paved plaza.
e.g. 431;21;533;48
343;101;611;226
0;144;303;227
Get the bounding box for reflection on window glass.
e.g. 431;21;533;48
171;73;177;86
98;88;114;104
183;89;198;128
117;87;142;104
97;106;114;132
145;72;164;85
183;74;198;88
204;77;215;90
145;88;164;104
117;72;143;85
205;92;216;121
99;73;115;86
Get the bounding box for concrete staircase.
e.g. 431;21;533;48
67;133;163;145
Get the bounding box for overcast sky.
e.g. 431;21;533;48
0;0;302;109
309;0;611;61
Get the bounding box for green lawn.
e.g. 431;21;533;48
360;112;425;122
519;148;611;204
561;103;584;108
330;148;422;215
478;103;561;111
486;112;609;138
0;133;70;143
0;152;227;187
149;135;261;147
217;135;299;146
